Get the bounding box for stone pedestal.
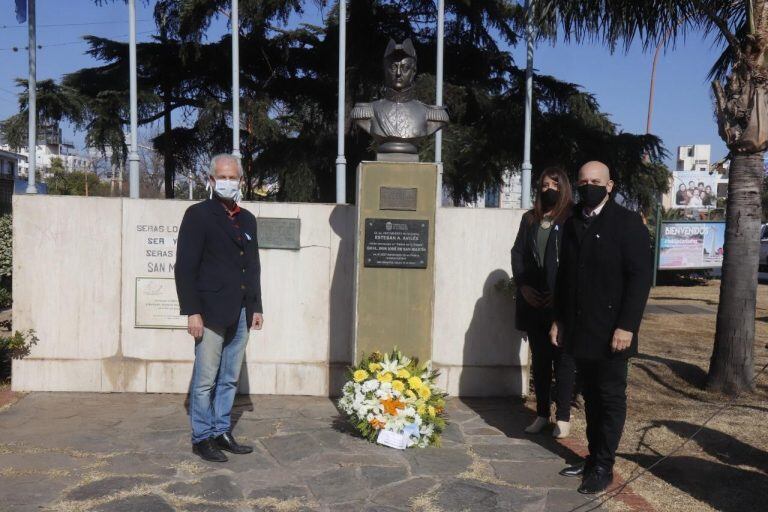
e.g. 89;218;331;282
353;162;437;363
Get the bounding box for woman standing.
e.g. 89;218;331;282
511;167;576;439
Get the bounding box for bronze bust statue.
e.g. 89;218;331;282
351;39;449;161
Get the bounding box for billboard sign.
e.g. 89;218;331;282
658;221;725;270
672;171;719;208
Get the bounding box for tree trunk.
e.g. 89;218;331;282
707;151;762;395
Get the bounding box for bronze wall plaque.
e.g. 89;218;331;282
256;218;301;250
379;186;417;211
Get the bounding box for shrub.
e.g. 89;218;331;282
0;330;38;382
0;214;10;282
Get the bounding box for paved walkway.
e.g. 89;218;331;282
0;393;603;512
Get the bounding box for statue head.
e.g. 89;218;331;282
383;38;417;91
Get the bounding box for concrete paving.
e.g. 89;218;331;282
0;393;603;511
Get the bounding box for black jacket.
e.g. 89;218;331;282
174;199;263;329
554;199;651;360
511;209;569;331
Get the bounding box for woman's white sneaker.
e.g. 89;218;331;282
553;420;571;439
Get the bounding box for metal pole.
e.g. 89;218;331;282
435;0;444;163
26;0;37;194
521;0;534;209
232;0;241;159
435;0;445;206
189;173;194;200
653;204;662;286
335;0;347;204
127;0;140;198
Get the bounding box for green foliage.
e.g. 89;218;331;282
0;288;10;309
763;174;768;222
46;164;111;197
0;330;38;360
0;214;11;281
0;1;670;205
0;330;38;382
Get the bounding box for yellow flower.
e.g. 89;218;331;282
404;389;416;399
368;362;382;372
428;405;436;417
416;404;426;415
417;386;432;400
353;369;369;382
392;380;406;393
407;376;423;389
396;368;411;379
377;372;393;383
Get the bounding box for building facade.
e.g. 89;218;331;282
0;149;26;214
0;123;92;177
677;144;711;172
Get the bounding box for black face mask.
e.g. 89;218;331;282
540;188;559;210
578;184;608;208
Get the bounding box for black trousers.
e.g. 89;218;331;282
528;324;576;422
576;357;629;470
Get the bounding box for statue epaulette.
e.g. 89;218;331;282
351;103;374;120
426;105;449;123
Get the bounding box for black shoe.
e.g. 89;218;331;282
214;432;253;454
192;438;228;462
578;465;613;494
560;461;590;478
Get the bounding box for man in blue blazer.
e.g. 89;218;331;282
175;153;264;462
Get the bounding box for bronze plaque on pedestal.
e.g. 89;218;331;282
379;187;418;211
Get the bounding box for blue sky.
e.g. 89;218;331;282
0;0;728;168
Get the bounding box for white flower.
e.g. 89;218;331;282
362;379;380;393
380;354;399;374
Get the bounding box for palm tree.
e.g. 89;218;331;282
531;0;765;395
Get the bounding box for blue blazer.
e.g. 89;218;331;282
174;199;263;329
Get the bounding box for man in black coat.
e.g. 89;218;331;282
550;161;652;494
175;153;264;463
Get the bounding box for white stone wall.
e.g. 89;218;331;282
432;207;528;397
12;196;527;397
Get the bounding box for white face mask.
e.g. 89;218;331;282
210;177;241;202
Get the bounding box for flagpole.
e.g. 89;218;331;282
127;0;140;198
521;0;534;209
26;0;37;194
435;0;444;205
335;0;347;204
232;0;241;159
435;0;444;163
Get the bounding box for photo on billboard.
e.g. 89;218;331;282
658;222;725;270
672;171;718;208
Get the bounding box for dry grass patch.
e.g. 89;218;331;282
545;281;768;512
